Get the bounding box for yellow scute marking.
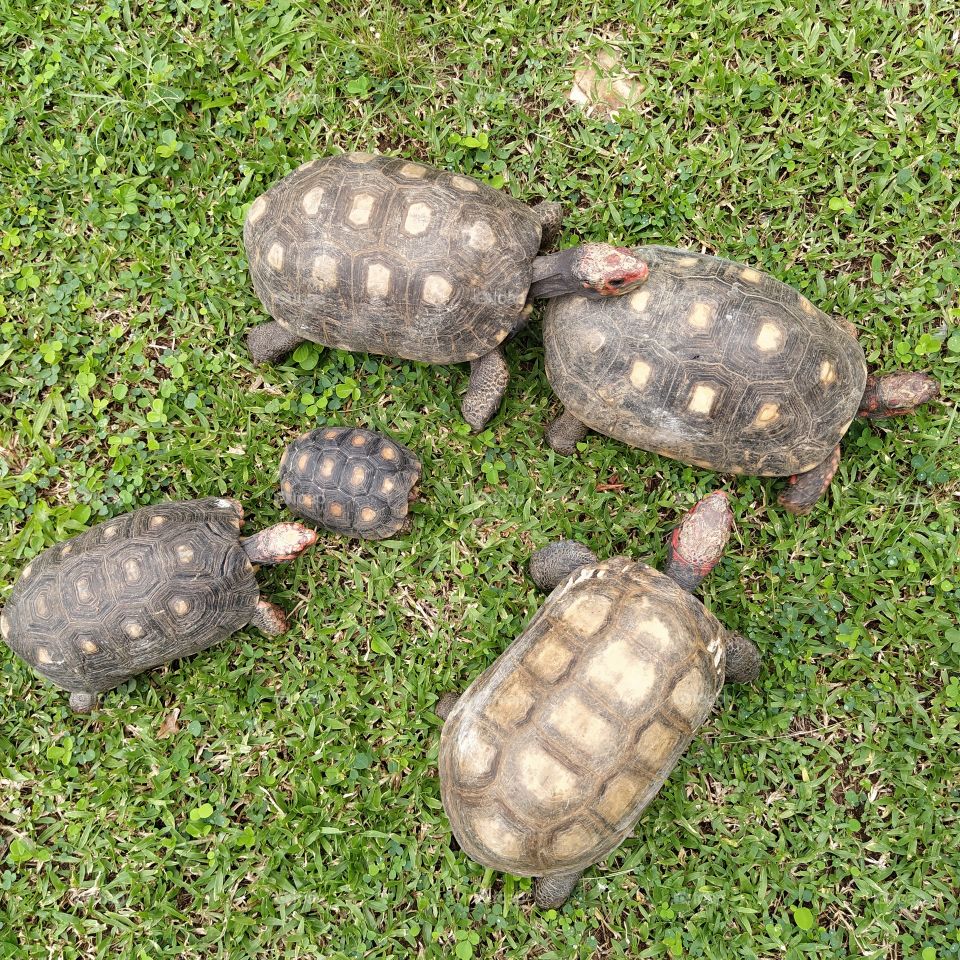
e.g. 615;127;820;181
366;263;392;298
755;322;782;352
398;162;427;178
403;202;432;235
688;302;714;329
524;634;574;683
820;360;836;385
547;691;616;756
451;174;479;192
348;193;375;225
246;195;267;224
558;592;612;637
754;402;780;426
551;822;597;861
596;770;644;824
301;186;325;216
629;359;651;390
472;813;523;861
584;637;656;708
635;720;682;769
454;728;499;782
266;243;285;271
671;668;711;722
630;290;650;313
487;672;534;726
514;743;579;805
423;275;453;305
466;221;495;251
688;384;716;415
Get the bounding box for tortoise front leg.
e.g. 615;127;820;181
529;540;598;592
462;346;509;431
777;445;841;515
250;599;288;636
533;199;564;251
534;870;583;908
68;691;99;714
246;320;307;364
546;408;589;455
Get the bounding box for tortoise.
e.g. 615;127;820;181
242;152;649;430
0;497;317;713
437;491;760;907
542;246;940;513
280;425;421;539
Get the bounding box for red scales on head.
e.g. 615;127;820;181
574;244;649;297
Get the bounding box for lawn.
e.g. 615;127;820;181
1;0;958;957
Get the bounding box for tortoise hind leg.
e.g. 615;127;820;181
546;408;589;455
777;445;841;515
247;320;306;364
462;346;509;431
436;692;459;721
722;632;761;684
534;870;583;908
69;691;99;714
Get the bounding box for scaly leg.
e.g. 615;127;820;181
534;870;583;908
462;346;509;431
529;540;598;592
546;408;589;455
246;320;306;364
722;632;761;683
69;691;98;714
249;599;288;636
778;445;841;515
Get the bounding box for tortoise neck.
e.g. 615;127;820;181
529;248;587;299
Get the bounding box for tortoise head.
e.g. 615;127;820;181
574;244;649;298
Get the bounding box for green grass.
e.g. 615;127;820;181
1;0;958;957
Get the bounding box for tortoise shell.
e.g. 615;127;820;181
544;246;867;476
439;556;725;878
244;152;544;364
1;498;259;697
280;426;421;540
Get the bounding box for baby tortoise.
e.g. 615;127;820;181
280;426;421;539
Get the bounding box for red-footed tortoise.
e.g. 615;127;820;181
243;152;649;430
437;491;759;907
280;425;421;540
1;498;316;713
542;246;939;513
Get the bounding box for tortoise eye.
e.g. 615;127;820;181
608;278;625;288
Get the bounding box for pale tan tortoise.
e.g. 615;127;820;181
243;152;649;430
542;246;939;513
280;425;421;539
437;491;759;907
1;498;316;712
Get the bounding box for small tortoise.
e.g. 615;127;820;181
543;246;939;513
438;491;759;907
280;426;421;539
243;152;648;429
1;498;316;712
